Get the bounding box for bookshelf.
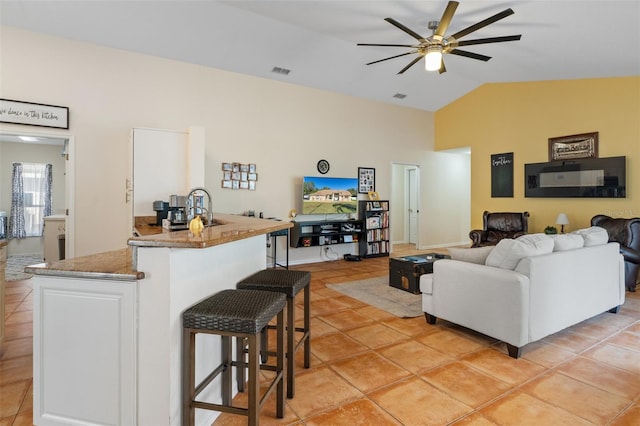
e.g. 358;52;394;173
289;219;363;248
358;200;390;258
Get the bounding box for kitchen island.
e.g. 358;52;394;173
26;214;292;426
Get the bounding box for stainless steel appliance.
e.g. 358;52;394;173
163;195;188;230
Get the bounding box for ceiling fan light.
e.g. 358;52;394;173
424;47;442;71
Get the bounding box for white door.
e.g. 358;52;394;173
408;167;419;245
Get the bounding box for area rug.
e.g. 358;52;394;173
5;254;43;281
327;276;422;318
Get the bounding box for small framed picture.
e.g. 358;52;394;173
223;171;231;180
249;164;256;173
222;180;232;189
368;191;380;200
232;163;240;172
240;164;249;172
240;180;249;189
232;180;240;190
248;173;257;181
358;167;375;193
249;181;256;191
241;172;248;181
232;171;241;180
222;162;233;171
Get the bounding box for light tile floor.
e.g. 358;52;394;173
1;245;639;425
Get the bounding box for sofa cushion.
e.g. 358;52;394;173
448;246;494;265
550;234;585;251
573;226;609;247
485;234;554;270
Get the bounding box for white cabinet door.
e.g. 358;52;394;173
131;128;189;217
33;277;137;426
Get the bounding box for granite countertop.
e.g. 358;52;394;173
25;248;143;281
24;214;291;281
129;213;292;249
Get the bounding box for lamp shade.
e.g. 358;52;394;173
556;213;569;225
424;45;442;71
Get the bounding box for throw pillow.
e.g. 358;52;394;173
549;234;584;251
485;234;554;270
448;246;494;264
572;226;609;247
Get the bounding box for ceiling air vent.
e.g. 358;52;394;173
393;93;407;99
271;67;291;75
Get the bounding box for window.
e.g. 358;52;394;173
9;162;52;239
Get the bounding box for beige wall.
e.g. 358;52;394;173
0;27;470;260
436;77;640;233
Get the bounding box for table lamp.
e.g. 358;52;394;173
556;213;569;233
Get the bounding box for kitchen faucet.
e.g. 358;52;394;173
186;187;213;226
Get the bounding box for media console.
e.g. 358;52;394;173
289;219;363;248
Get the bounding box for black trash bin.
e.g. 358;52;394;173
57;234;66;260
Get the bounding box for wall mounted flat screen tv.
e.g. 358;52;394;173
525;156;626;198
302;176;358;215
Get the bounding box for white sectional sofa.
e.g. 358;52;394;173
420;229;625;358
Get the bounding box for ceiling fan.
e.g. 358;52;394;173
357;1;521;74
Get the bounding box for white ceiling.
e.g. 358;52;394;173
1;1;639;112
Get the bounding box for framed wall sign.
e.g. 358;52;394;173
548;132;599;161
358;167;375;193
0;98;69;129
491;152;514;197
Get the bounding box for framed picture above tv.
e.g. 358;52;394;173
358;167;375;193
302;176;358;215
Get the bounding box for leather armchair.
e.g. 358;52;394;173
591;215;640;292
469;211;529;248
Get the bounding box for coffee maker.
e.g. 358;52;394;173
162;195;188;230
152;201;169;226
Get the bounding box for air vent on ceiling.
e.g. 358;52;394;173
393;93;407;99
271;67;291;75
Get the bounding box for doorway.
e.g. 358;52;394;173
0;130;74;259
390;163;420;250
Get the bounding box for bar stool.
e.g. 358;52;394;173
182;289;286;426
236;269;311;398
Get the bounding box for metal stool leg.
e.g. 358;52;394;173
247;333;259;426
182;329;195;426
303;283;311;368
286;296;295;398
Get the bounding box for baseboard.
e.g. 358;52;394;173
418;241;470;250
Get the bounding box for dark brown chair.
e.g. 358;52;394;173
469;211;529;248
591;215;640;292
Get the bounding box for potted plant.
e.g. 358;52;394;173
544;226;558;235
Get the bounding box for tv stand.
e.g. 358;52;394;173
290;219;363;248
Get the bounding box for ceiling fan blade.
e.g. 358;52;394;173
449;8;515;40
366;51;417;66
435;1;459;38
449;49;491;61
357;43;418;48
384;17;425;42
456;35;521;46
398;55;424;74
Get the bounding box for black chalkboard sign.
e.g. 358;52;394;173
491;152;514;197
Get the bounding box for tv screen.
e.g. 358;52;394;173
302;176;358;215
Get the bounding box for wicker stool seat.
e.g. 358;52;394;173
236;269;311;398
182;289;286;426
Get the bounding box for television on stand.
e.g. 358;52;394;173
302;176;358;216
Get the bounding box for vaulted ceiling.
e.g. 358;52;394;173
1;1;639;111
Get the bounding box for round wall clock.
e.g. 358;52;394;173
317;159;330;174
